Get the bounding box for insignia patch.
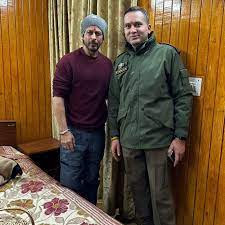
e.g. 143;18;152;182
115;62;128;75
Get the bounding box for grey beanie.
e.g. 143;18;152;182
81;14;107;37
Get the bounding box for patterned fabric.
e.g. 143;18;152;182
48;0;138;219
0;146;122;225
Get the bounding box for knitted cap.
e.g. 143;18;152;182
81;14;107;37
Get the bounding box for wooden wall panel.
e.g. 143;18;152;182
37;0;46;139
0;0;52;143
139;1;225;225
15;0;26;143
43;0;52;138
0;7;5;118
182;1;201;225
154;0;164;41
30;0;39;140
161;0;172;43
170;0;181;46
178;0;191;64
1;6;13;120
8;0;21;140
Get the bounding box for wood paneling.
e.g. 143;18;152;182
0;0;52;143
139;1;225;225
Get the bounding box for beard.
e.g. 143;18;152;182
83;40;100;53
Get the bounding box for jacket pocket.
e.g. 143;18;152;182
144;105;174;129
117;108;127;123
117;108;132;138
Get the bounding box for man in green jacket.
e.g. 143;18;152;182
108;6;193;225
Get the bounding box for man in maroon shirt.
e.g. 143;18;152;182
53;14;113;205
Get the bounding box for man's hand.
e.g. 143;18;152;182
168;138;186;167
111;139;122;161
60;131;75;151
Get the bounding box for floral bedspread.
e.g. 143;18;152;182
0;146;122;225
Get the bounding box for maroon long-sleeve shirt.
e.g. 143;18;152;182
53;48;113;130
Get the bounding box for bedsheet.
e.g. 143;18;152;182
0;146;122;225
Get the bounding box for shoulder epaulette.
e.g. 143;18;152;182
159;43;181;55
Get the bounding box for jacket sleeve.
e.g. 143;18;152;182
167;51;193;138
108;68;120;138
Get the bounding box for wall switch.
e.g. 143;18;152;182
189;77;202;96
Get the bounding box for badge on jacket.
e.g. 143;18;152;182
115;62;128;76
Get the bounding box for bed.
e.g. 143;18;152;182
0;146;122;225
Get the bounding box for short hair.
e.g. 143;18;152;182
124;6;149;24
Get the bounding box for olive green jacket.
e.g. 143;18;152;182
108;33;193;149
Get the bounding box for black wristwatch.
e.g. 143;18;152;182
174;135;186;141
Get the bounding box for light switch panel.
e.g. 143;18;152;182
188;77;202;96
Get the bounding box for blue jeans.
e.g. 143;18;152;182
60;126;105;205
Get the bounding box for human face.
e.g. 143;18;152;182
82;26;103;57
124;11;151;48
